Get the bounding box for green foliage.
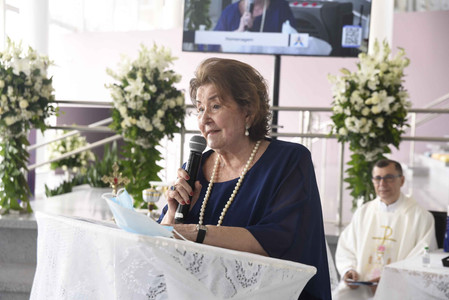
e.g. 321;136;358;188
0;136;32;213
328;40;411;210
85;141;119;187
120;143;162;208
45;142;119;197
0;38;57;214
45;180;73;197
184;0;212;30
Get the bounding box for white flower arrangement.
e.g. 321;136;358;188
328;40;411;208
0;38;57;214
48;131;95;174
0;38;56;138
105;43;185;206
106;44;185;149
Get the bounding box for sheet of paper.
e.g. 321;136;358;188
103;195;173;238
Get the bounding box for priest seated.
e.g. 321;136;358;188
333;159;437;299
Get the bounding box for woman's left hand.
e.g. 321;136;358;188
237;11;253;32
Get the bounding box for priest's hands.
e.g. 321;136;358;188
368;277;380;294
343;269;360;289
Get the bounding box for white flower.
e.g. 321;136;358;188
375;117;384;128
338;127;348;136
12;57;31;76
333;105;343;114
376;90;395;114
124;77;145;99
4;116;17;125
0;80;4;88
149;85;157;93
152;117;161;127
168;99;176;108
369;93;380;105
371;105;381;114
136;116;153;132
107;43;185;149
118;105;127;117
361;107;370;116
350;91;364;110
176;95;184;106
19;100;29;109
391;103;401;112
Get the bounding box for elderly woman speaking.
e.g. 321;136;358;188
159;58;331;300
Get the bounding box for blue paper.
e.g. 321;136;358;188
110;189;134;209
102;191;173;238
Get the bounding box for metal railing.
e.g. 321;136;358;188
27;99;449;226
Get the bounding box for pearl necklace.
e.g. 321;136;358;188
199;140;261;226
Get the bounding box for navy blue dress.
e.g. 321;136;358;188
214;0;297;33
159;139;331;300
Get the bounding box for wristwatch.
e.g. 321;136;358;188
196;224;207;243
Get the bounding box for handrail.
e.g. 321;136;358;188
27;134;122;171
28;117;113;151
416;93;449;127
55;100;112;107
269;106;449;114
50;125;112;132
422;92;449;109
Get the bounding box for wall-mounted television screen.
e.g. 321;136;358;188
182;0;372;57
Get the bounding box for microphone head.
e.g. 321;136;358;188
247;0;255;12
190;135;207;153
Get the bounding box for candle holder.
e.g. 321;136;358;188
142;181;170;219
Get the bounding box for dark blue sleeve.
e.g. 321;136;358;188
214;3;241;31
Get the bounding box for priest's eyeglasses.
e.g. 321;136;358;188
372;174;402;183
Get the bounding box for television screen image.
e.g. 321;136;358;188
182;0;372;57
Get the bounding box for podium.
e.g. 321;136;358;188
30;212;316;299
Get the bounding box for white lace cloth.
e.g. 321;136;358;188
31;212;316;300
374;249;449;300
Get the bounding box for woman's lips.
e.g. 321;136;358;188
207;130;219;136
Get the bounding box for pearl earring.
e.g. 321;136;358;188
245;125;250;136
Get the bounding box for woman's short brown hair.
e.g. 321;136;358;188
189;58;271;141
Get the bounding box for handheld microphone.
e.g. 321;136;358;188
244;0;255;31
248;0;255;14
174;135;207;224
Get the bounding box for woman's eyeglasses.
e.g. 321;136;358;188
372;174;402;183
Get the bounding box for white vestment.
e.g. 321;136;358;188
333;193;437;300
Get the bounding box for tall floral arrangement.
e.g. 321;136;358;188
106;44;185;207
328;40;411;210
0;38;57;214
